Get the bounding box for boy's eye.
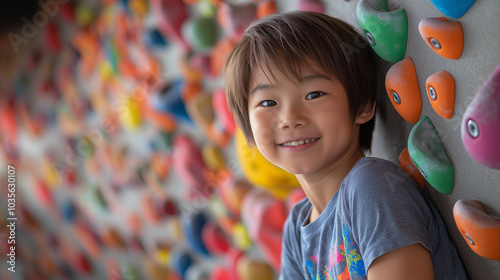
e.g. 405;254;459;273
259;100;277;107
306;91;325;100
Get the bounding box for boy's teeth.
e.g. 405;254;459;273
282;138;317;146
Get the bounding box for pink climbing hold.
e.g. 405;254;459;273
462;64;500;169
298;0;325;14
151;0;190;51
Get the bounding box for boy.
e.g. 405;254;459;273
224;11;468;280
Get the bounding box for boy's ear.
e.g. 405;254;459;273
355;101;376;124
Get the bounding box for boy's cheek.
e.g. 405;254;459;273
253;127;275;146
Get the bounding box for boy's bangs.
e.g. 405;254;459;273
250;46;321;86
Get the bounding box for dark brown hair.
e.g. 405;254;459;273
224;11;378;152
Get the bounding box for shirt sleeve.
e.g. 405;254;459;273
279;211;306;280
341;160;435;272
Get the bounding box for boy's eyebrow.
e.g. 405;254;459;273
250;84;275;95
250;73;332;95
301;73;333;82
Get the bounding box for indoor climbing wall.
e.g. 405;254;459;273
0;0;498;280
350;0;500;279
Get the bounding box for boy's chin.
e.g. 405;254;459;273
279;165;310;176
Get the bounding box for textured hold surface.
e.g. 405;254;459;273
453;200;500;260
408;116;454;195
356;0;408;63
385;57;422;124
462;64;500;169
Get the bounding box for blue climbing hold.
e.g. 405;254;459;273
430;0;476;18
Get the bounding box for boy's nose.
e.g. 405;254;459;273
278;109;308;130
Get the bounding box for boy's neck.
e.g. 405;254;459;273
297;148;365;224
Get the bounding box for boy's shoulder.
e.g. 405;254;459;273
349;157;404;179
344;157;418;195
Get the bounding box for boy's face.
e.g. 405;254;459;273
247;62;364;175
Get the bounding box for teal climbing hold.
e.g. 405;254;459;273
430;0;476;18
408;116;454;195
356;0;408;63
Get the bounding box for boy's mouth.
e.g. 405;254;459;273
280;138;320;147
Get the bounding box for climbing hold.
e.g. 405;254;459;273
418;17;463;59
143;258;172;280
182;16;218;52
218;2;256;42
35;179;53;207
426;70;455;119
142;105;177;133
385;57;422;124
235;129;300;199
430;0;476;18
225;248;244;280
72;221;102;259
172;134;212;201
213;88;236;136
151;0;190;51
408;116;454;195
236;255;274;280
120;263;141;280
186;92;214;128
127;212;143;234
45;21;62;52
85;186;108;214
150;152;170;181
241;189;287;270
60;199;77;222
60;1;76;22
181;211;210;255
201;222;230;255
201;143;225;171
462;64;500;169
144;29;167;48
75;2;94;26
356;0;407;63
398;147;426;189
197;0;217;18
211;37;236;78
219;178;253;219
100;227;126;250
126;235;145;255
233;222;253;250
118;96;142;131
142;194;178;223
297;0;325;14
210;266;232;280
453;200;500;260
257;0;276;19
151;79;192;124
73;252;92;275
187;92;231;147
179;54;203;84
128;0;149;19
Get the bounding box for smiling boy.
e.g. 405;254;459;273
224;11;467;280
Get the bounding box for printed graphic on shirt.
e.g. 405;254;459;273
342;223;366;277
304;234;365;280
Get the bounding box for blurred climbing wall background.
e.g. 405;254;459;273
0;0;499;279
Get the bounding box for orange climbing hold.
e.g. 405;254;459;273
418;17;464;59
426;70;455;119
453;200;500;260
385;57;422;124
398;147;425;189
257;0;276;19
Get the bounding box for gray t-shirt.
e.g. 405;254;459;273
280;157;468;280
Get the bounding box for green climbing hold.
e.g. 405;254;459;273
408;116;454;195
356;0;408;63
